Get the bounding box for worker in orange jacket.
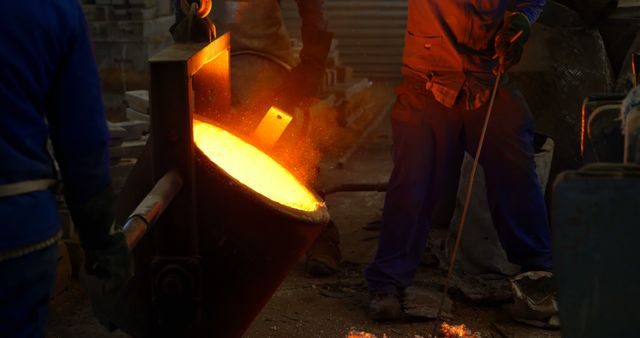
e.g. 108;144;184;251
364;0;553;322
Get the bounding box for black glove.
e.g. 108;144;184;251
67;186;133;292
273;29;334;110
494;12;530;74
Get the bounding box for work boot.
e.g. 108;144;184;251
369;291;403;322
305;220;341;277
504;271;560;329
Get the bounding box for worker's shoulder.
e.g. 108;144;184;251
4;0;82;15
43;0;85;22
3;0;87;40
3;0;85;26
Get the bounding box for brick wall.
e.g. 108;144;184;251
81;0;174;93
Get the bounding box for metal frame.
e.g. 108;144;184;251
149;34;231;256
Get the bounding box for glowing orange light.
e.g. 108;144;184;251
580;101;586;156
193;118;321;212
440;322;480;338
346;323;479;338
252;106;293;149
347;331;387;338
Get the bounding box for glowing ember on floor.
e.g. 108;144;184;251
193;118;322;212
347;331;387;338
439;323;480;338
346;323;480;338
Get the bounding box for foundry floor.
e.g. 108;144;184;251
47;82;560;338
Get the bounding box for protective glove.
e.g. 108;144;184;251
494;12;530;74
273;29;334;110
67;186;133;293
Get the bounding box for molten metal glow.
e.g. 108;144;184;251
440;323;479;338
193;118;321;212
347;331;387;338
347;323;480;338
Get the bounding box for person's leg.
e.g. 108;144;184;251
365;79;464;294
0;243;59;338
462;85;552;271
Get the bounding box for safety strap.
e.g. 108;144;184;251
0;230;62;263
0;179;56;198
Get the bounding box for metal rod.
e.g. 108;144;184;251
320;182;388;196
633;52;639;88
430;71;503;337
122;169;183;249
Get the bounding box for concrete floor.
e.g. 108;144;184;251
47;82;560;338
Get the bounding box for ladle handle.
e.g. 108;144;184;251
122;170;183;249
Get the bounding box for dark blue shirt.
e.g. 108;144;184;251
0;1;110;250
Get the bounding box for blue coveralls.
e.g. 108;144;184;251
0;2;110;336
365;0;552;294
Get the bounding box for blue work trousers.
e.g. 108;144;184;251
365;77;552;293
0;244;58;338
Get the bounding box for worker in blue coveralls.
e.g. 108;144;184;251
0;2;132;337
364;0;553;321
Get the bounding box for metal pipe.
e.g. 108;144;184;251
580;95;626;156
586;103;623;162
123;170;183;249
320;182;388;196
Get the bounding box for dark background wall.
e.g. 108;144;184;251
281;0;407;79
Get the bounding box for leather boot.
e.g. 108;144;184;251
369;291;403;321
504;271;560;329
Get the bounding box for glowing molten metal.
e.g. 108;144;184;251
346;322;480;338
347;331;387;338
193;118;321;212
440;323;480;338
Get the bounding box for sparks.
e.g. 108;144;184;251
440;323;481;338
347;330;388;338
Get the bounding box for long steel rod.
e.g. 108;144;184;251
430;71;502;337
320;182;388;196
122;169;183;249
633;52;639;88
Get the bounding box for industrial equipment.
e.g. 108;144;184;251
554;50;640;337
553;163;640;338
87;33;330;338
